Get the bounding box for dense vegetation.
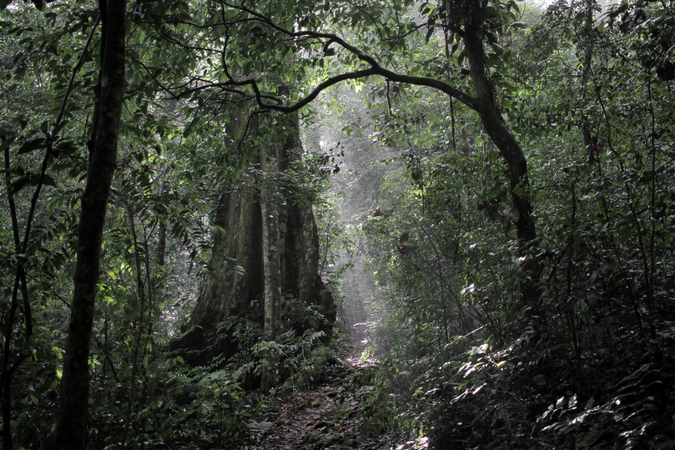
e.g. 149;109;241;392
1;0;674;448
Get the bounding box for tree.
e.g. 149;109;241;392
51;1;127;447
206;0;542;311
116;3;340;368
169;110;336;368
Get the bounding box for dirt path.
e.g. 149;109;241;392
248;335;408;450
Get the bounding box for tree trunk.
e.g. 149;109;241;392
51;1;127;448
260;140;284;390
261;141;283;341
170;112;336;366
463;23;542;309
579;1;600;166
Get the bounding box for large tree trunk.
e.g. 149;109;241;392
51;2;127;448
170;112;336;366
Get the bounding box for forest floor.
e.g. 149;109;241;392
248;333;428;450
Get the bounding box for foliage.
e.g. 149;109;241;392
312;0;675;448
2;0;675;447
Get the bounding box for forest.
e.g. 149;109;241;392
1;0;674;448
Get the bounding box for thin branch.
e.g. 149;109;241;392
54;15;101;136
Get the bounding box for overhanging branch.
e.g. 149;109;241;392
218;0;479;112
253;68;377;112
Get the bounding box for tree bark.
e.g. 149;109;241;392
51;1;126;448
261;141;283;341
260;140;284;390
463;23;542;308
579;1;598;165
170;112;336;366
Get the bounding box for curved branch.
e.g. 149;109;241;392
310;34;476;107
250;64;477;113
219;1;478;111
253;68;377;112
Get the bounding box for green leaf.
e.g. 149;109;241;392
42;174;56;187
489;42;503;55
0;135;16;152
457;49;466;66
12;176;31;194
17;138;46;154
425;26;435;43
55;140;79;156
